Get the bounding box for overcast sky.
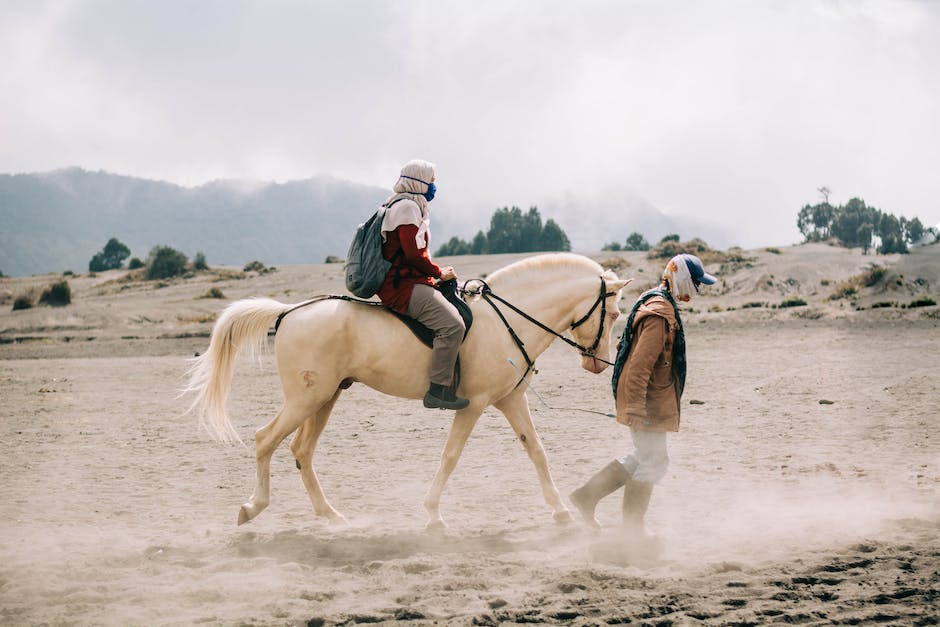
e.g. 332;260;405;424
2;0;939;248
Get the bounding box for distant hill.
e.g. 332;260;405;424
0;167;721;277
0;168;392;277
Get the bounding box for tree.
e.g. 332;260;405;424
434;205;570;255
831;198;880;248
659;234;680;244
486;206;524;253
89;237;131;272
601;241;622;251
624;232;650;251
436;236;471;256
904;217;925;244
876;213;907;254
539;219;571;251
520;207;543;252
857;223;874;255
470;230;488;254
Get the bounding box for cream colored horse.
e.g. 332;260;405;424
184;253;630;529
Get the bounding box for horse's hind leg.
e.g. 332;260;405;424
424;407;482;530
289;389;345;523
238;399;319;526
494;392;573;524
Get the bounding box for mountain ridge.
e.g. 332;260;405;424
0;167;718;277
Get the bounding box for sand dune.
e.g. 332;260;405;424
1;243;937;625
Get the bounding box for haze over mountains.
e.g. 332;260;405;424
0;168;726;277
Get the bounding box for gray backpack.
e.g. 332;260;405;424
344;199;404;298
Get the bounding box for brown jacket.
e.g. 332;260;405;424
615;295;681;432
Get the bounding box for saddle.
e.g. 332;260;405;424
388;279;473;347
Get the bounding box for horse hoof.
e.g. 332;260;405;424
237;505;253;526
425;520;447;534
553;510;575;525
326;512;349;526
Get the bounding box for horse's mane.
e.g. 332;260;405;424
484;253;606;289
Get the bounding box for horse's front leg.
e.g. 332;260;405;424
289;389;347;524
494;391;573;524
423;406;482;531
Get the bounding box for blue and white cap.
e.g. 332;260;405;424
678;254;717;285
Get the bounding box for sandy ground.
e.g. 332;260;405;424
1;244;938;626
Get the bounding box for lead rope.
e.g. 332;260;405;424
506;357;616;419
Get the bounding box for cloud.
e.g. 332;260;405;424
1;0;938;248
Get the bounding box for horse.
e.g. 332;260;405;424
184;252;631;529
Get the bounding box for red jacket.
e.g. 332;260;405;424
377;223;441;313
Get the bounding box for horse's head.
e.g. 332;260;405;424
569;270;632;374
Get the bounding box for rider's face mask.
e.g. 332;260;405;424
401;174;436;202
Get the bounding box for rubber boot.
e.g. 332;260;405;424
621;479;654;534
620;479;662;559
568;460;630;530
423;383;470;410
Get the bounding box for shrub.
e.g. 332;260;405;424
200;287;226;299
63;270;74;276
828;283;857;300
243;260;266;273
12;294;34;310
741;302;765;309
128;257;145;270
764;247;782;254
193;252;209;271
909;297;936;308
779;297;807;308
324;255;343;264
871;301;896;309
648;239;687;259
146;246;189;280
860;266;887;287
39;281;71;306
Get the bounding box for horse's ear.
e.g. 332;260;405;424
608;278;633;293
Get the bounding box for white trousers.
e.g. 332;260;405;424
618;429;669;484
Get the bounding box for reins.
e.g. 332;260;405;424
274;278;619;391
466;277;617;388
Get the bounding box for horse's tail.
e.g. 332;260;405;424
183;297;291;444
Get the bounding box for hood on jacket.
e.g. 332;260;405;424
632;294;678;330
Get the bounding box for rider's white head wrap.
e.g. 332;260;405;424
381;159;436;248
393;159;435;196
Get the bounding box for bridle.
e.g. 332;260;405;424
469;277;618;388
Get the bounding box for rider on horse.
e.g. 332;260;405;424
376;159;470;411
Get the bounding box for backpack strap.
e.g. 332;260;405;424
381;197;413;289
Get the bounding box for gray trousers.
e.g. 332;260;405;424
618;429;670;484
406;283;466;387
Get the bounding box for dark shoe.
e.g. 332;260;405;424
569;460;630;530
423;383;470;410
